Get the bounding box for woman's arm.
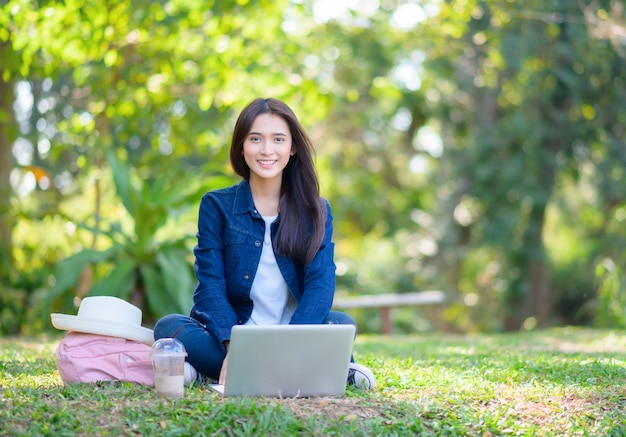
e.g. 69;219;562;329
190;194;238;349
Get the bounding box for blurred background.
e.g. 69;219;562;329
1;0;625;336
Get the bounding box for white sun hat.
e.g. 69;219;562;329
51;296;154;345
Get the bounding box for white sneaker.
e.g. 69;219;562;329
347;363;376;389
183;362;203;386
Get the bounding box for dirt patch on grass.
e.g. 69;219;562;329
267;397;388;420
481;390;621;429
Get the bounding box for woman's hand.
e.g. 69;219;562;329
219;353;229;384
219;341;230;385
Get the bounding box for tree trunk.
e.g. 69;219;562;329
503;1;574;331
524;200;552;329
0;41;16;284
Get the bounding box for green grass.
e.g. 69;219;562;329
1;327;625;436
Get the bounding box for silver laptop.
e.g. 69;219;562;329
208;324;355;397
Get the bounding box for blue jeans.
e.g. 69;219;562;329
153;311;357;380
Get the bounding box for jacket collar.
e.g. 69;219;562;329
233;179;256;215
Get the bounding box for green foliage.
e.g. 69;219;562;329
402;0;626;329
2;0;626;334
595;258;626;329
0;287;28;335
2;328;625;435
44;152;224;322
1;0;329;330
549;260;596;326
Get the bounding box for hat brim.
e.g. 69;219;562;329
51;313;154;346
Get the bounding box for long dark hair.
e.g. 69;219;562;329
230;98;326;266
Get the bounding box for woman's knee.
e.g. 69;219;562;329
325;311;358;336
153;314;224;379
153;314;190;339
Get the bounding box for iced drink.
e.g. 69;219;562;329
151;338;187;399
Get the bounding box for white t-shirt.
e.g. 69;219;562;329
245;215;297;325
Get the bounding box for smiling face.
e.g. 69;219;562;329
243;113;294;187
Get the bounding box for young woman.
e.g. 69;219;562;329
153;98;375;389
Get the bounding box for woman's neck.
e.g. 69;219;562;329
249;178;281;216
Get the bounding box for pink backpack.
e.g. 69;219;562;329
56;332;154;385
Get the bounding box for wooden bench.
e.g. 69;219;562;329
332;290;445;334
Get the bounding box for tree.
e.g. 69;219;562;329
414;0;626;330
0;0;327;328
301;0;626;331
0;40;16;284
3;0;626;334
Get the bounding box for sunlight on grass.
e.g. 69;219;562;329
352;328;626;436
1;328;625;436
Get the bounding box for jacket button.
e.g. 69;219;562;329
254;240;261;247
244;273;250;280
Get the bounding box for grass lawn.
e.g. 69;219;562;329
1;327;625;436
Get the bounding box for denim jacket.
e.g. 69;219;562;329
190;180;336;348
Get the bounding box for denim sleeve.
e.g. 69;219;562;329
190;194;238;348
289;200;336;324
